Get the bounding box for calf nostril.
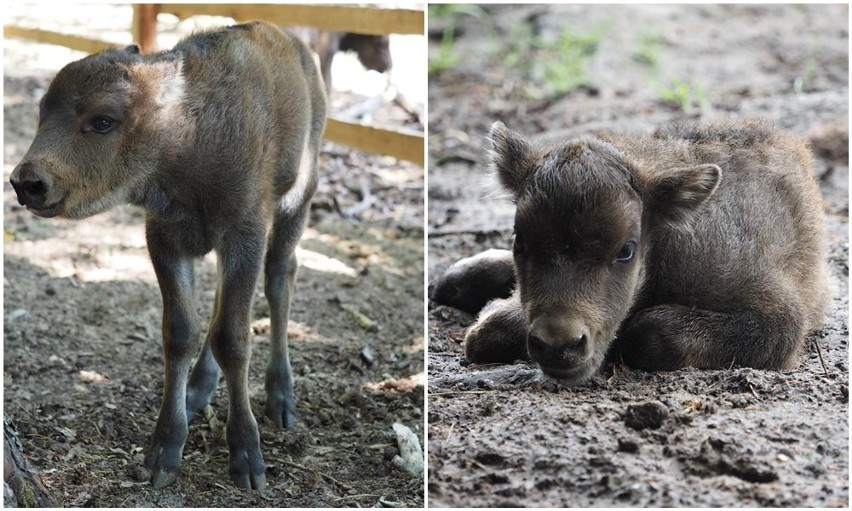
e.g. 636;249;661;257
562;334;588;357
22;179;47;198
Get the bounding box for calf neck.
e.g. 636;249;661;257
10;21;327;490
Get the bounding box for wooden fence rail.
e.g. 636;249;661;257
4;3;424;166
3;25;121;54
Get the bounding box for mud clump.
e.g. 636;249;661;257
682;437;780;483
616;436;640;453
624;401;669;430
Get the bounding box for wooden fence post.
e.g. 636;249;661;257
132;4;160;52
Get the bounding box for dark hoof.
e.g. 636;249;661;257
186;363;220;423
150;468;180;489
186;384;218;423
620;307;684;371
230;448;267;490
463;298;529;364
143;440;185;489
430;249;515;314
265;394;297;429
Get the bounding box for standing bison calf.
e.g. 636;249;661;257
10;22;327;490
432;120;830;384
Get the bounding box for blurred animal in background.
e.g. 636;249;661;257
306;30;393;93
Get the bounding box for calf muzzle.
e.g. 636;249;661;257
10;163;63;217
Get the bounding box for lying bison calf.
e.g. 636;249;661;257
10;22;327;490
432;120;830;384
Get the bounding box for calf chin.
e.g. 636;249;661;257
535;357;600;385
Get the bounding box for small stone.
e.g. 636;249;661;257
360;345;376;366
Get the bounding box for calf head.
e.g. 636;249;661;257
10;45;185;219
489;122;721;383
339;33;392;73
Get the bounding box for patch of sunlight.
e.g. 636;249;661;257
295;246;358;277
251;318;335;345
403;336;425;354
333;34;425;106
364;371;425;393
301;227;397;272
75;253;152;283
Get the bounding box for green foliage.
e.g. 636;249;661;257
793;55;817;94
657;76;705;114
634;31;662;68
428;4;489;75
428;22;460;74
506;22;607;99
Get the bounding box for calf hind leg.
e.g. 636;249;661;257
185;290;223;422
264;209;309;429
210;227;268;490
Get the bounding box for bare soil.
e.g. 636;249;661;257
3;8;425;508
427;4;848;507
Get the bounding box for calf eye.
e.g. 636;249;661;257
89;116;116;134
615;241;636;264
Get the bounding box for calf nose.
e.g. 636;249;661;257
10;163;49;208
527;317;590;364
528;332;588;362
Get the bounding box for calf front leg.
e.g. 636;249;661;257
210;226;268;490
464;294;530;363
619;299;806;371
143;227;200;489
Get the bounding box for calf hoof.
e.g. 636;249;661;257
150;468;180;489
230;448;267;490
186;360;221;422
142;441;184;489
186;383;218;423
265;393;297;429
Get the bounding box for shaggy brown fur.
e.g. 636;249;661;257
10;22;327;490
432;120;829;385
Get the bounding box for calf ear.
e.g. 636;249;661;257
488;121;537;199
649;164;721;226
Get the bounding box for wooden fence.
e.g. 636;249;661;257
4;4;425;166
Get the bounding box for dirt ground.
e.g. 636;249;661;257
3;6;424;508
427;4;848;507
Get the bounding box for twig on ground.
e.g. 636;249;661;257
430;390;494;396
333;493;382;502
813;339;830;378
279;460;354;492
